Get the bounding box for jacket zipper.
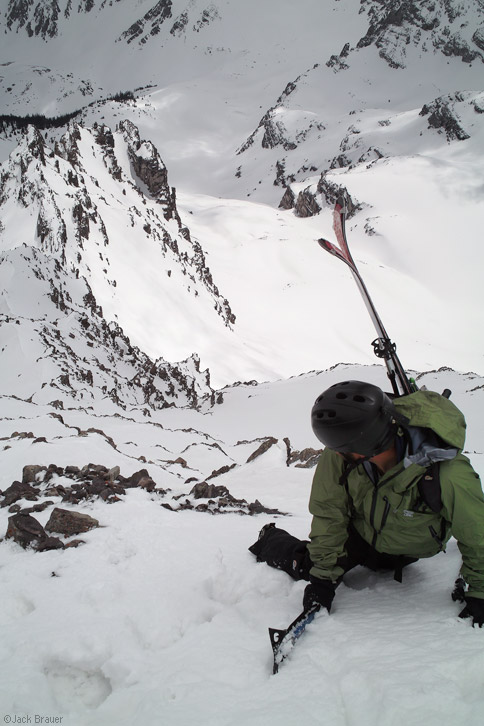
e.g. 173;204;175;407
370;491;392;546
369;470;401;547
379;496;391;533
429;525;445;552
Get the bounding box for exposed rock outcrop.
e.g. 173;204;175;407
0;119;235;408
118;0;173;44
356;0;484;69
419;93;471;141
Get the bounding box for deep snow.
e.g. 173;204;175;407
0;366;484;725
1;1;484;723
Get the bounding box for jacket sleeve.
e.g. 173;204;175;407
440;454;484;599
307;449;350;583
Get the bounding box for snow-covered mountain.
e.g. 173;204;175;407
1;0;483;387
1;3;484;723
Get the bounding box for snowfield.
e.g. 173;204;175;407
1;0;484;723
1;366;484;725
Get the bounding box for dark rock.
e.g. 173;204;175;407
36;536;65;552
125;469;151;488
294;189;321;218
22;465;46;484
119;0;173;44
44;464;65;482
45;508;99;536
81;463;108;479
165;457;188;468
278;186;296;210
473;28;484;53
21;501;55;515
317;177;361;216
64;539;86;548
288;447;323;469
246;437;278;463
137;476;157;492
248;500;284;515
419;95;470;141
44;486;66;497
107;465;121;482
65;465;81;475
190;482;230;499
6;513;46;548
1;481;39;508
206;464;237;480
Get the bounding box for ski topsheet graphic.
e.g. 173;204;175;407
318;196;417;397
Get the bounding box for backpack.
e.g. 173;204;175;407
417;461;442;513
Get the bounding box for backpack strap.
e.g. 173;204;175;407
417;461;442;513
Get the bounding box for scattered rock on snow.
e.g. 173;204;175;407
6;513;46;548
45;508;100;537
246;437;278;463
22;464;46;484
1;481;39;508
6;513;64;551
190;482;230;499
164;481;286;516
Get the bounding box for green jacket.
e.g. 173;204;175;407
308;390;484;599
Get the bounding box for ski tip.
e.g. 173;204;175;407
318;238;332;251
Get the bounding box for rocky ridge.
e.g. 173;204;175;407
355;0;484;70
3;0;222;42
0;120;234;329
0;245;215;411
235;0;484;218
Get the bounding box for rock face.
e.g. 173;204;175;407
356;0;484;69
120;120;173;217
0;118;236;410
0;120;234;329
0;245;215;410
234;0;483;208
2;0;223;43
5;0;61;39
119;0;173;45
419;93;471;141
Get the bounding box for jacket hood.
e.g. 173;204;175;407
394;389;466;453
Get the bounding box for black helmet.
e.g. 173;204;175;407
311;380;403;457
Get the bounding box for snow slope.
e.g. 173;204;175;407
0;365;483;725
1;2;484;723
1;0;484;383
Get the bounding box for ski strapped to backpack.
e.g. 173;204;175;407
318;195;417;398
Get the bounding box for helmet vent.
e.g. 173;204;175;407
353;395;366;403
335;392;347;400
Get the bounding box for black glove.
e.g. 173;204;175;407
303;577;335;613
459;596;484;627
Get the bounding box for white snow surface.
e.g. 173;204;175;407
1;366;484;725
0;0;483;383
1;1;484;723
